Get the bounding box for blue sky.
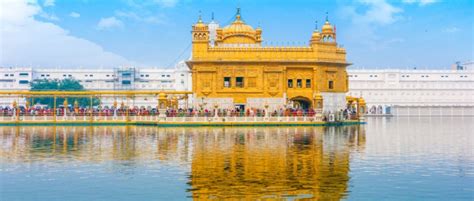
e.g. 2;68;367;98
1;0;472;69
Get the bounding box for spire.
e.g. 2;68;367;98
236;7;241;20
315;20;318;30
325;11;329;22
197;10;203;23
211;12;214;21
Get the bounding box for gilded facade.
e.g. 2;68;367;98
187;9;350;112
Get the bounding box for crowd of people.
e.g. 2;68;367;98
0;105;359;120
0;106;311;117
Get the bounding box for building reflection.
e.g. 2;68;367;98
0;125;365;200
188;126;365;200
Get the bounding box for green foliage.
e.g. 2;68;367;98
30;79;100;108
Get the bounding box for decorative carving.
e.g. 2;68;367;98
193;32;208;41
248;77;256;88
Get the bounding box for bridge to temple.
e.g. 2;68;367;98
0;90;366;126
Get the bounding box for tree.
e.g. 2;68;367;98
30;79;100;108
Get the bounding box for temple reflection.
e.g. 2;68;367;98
0;125;365;200
188;126;365;200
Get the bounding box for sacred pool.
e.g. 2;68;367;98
0;117;472;200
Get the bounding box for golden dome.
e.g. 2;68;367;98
222;14;256;35
322;20;334;34
217;8;261;44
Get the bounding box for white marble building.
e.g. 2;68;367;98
0;61;192;107
347;63;473;116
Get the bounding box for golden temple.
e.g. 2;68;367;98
187;9;350;112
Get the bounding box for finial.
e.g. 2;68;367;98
326;11;329;22
315;20;318;30
236;7;241;20
211;12;214;21
198;10;202;23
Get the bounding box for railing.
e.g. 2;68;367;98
0;113;327;123
0;107;364;124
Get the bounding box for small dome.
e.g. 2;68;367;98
194;15;206;28
321;20;334;34
312;30;321;39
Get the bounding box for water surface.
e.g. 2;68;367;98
1;117;473;200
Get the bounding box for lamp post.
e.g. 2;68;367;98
113;100;118;117
63;98;68;117
25;99;30;111
12;100;18;122
213;103;219;118
264;102;269;117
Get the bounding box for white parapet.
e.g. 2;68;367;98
246;98;285;111
320;92;346;113
194;97;234;110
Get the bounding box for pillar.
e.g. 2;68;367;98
53;96;57;122
314;94;323;112
74;99;79;114
89;95;93;123
314;94;323;120
184;94;189;109
12;100;18;122
357;98;366;120
158;93;167;119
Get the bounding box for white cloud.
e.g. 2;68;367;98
402;0;437;6
444;27;460;33
115;10;140;20
43;0;55;7
0;0;136;68
125;0;179;8
69;12;80;18
153;0;178;8
339;0;403;50
39;12;59;21
96;17;124;30
355;0;403;25
420;0;437;5
115;10;165;24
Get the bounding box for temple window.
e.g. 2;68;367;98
224;77;231;88
296;79;302;88
306;79;311;88
236;77;244;88
328;80;334;89
288;79;293;88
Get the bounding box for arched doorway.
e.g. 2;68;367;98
290;96;312;110
369;106;377;114
377;105;383;114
